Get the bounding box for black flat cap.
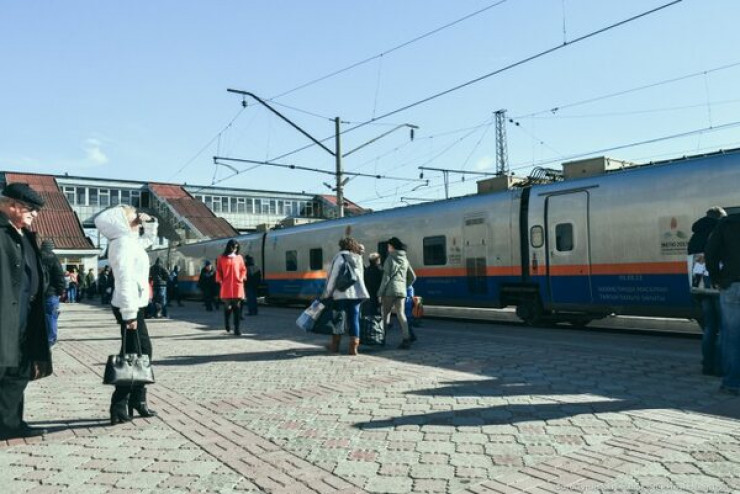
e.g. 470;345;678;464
2;183;45;209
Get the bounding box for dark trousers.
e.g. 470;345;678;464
223;299;242;332
110;307;153;407
0;365;30;431
246;287;258;315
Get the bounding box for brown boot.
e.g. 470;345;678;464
348;337;360;356
326;334;341;353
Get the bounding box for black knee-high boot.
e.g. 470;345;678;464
110;386;132;425
128;386;157;418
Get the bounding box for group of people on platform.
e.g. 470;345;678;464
689;206;740;396
320;235;417;356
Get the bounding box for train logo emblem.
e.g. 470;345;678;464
659;216;689;255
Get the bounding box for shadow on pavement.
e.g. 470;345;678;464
156;347;327;366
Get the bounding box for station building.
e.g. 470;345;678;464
0;171;367;273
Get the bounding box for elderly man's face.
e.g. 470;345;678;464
4;200;39;229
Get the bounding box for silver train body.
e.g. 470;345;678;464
150;148;740;325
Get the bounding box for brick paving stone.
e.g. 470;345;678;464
6;303;740;494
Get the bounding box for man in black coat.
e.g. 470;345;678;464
0;183;52;440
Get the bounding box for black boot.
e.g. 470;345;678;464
128;386;158;418
224;309;231;333
110;386;132;425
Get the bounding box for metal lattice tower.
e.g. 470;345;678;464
494;109;509;175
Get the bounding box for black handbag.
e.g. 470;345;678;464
311;299;346;335
103;328;155;386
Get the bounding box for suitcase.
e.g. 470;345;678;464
360;314;385;346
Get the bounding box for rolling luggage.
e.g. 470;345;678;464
360;314;385;346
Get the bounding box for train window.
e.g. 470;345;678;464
530;226;544;248
423;236;447;266
555;223;574;252
285;250;298;271
309;248;323;270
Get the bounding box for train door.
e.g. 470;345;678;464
463;215;488;295
545;192;592;305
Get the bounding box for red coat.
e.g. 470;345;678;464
216;254;246;299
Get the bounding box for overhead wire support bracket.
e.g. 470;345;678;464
227;88;335;155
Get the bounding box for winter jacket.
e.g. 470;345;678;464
216;254;246;299
322;250;369;300
0;212;51;369
94;207;158;321
245;257;262;290
149;260;169;287
363;263;383;298
706;214;740;289
40;246;66;298
687;216;720;254
378;250;416;298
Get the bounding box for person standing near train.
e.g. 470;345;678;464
244;254;261;316
688;207;726;376
198;260;217;311
705;211;740;396
216;239;246;335
322;237;369;356
40;240;65;347
379;237;417;350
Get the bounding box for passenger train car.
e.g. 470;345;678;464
149;148;740;326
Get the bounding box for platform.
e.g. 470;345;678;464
3;302;739;493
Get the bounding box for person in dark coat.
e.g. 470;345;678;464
244;255;262;316
688;206;727;376
0;183;52;440
198;261;217;311
706;212;740;396
363;252;383;316
98;265;114;305
40;239;65;346
149;258;169;318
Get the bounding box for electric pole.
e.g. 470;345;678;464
334;117;344;218
494;109;509;175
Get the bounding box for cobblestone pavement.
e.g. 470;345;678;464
3;302;739;493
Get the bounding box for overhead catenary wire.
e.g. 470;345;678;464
508;118;740;173
267;0;510;101
337;0;683;137
513;59;740;119
202;1;683;193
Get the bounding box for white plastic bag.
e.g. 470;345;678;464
296;300;325;332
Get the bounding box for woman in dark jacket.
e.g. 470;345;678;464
363;252;383;316
244;255;262;316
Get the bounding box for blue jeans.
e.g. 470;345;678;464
719;282;740;390
44;295;60;345
701;295;722;374
153;286;168;317
246;286;258;315
335;299;362;338
66;285;77;303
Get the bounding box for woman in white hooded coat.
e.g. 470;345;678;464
94;205;159;424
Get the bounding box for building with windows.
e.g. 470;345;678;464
1;170;368;268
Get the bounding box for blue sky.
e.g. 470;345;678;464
2;0;739;209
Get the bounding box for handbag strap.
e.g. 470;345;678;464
120;317;144;357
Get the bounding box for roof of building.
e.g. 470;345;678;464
148;183;239;239
4;173;94;250
317;195;369;215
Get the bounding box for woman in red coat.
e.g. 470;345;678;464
216;239;246;335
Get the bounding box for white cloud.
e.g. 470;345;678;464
83;138;109;165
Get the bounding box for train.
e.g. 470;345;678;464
149;147;740;326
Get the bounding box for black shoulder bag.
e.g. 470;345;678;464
103;328;155;386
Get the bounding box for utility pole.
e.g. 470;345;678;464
334;117;344;218
494;109;509;175
225;89;419;219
